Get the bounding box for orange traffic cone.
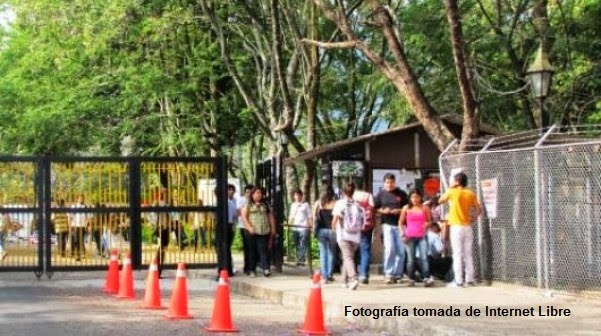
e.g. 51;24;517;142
299;272;330;335
142;257;164;309
102;249;119;294
166;262;193;319
204;270;239;333
115;253;135;299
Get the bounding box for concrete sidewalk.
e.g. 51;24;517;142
229;265;601;336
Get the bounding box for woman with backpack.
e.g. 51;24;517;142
313;186;337;283
332;182;364;290
399;189;434;287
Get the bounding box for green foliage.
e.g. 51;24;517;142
0;0;598;162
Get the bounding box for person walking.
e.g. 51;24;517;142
374;173;408;284
352;179;375;285
399;189;434;287
313;186;337;283
439;172;482;287
241;186;276;277
332;182;364;290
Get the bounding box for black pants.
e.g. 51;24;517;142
248;234;270;273
90;228;103;256
71;227;86;260
57;231;68;256
428;255;453;280
239;228;254;274
155;227;170;277
216;225;235;277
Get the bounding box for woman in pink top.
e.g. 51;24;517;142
399;189;434;287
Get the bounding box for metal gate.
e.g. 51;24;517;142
0;156;228;278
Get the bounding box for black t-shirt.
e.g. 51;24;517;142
375;188;408;225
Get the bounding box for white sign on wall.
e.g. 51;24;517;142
480;178;498;219
197;178;241;206
372;169;421;195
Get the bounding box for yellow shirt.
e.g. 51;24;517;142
443;187;479;226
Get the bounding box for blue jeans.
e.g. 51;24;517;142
382;224;405;278
0;232;6;254
317;228;336;279
405;237;430;281
358;230;373;280
293;229;309;263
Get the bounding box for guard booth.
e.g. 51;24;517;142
287;115;501;198
0;156;229;278
284;115;502;262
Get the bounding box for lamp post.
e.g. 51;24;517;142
526;46;554;129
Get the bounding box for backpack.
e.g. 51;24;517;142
356;199;374;231
343;201;365;234
354;191;374;232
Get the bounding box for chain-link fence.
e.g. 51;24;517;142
440;125;601;295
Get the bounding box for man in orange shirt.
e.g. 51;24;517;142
439;172;482;287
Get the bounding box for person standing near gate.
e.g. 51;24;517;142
225;184;239;276
69;194;88;262
51;199;70;258
288;189;312;266
154;189;170;278
375;173;408;284
439;172;482;287
237;184;254;276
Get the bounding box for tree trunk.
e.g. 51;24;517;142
310;0;457;151
444;0;479;150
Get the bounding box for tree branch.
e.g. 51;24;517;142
301;39;357;49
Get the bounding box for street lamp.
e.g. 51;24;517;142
526;46;554;129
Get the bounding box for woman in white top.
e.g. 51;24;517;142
288;189;312;266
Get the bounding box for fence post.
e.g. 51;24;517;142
41;156;51;277
128;157;142;269
215;156;230;274
535;126;556;289
476;138;495;284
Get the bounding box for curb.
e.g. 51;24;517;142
229;278;479;336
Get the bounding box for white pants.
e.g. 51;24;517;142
450;225;474;284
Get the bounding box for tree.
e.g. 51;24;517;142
306;0;458;151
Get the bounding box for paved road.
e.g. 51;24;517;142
0;277;393;336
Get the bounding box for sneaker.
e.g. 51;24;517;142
359;277;369;285
463;282;475;288
248;272;256;278
263;270;272;277
407;280;415;287
424;278;434;287
341;282;349;289
349;279;359;290
327;276;335;282
447;282;463;288
384;277;394;285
